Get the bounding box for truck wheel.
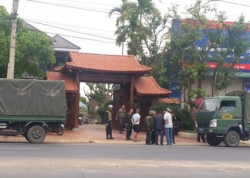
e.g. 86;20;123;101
224;130;240;147
24;133;31;143
207;134;221;146
27;126;46;144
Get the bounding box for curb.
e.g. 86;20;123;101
178;132;197;139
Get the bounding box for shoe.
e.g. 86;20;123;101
197;140;200;142
203;141;207;143
161;143;163;145
106;137;110;140
155;144;159;145
173;142;176;144
126;138;130;140
110;137;115;139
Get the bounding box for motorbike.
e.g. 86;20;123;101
78;117;84;125
48;123;65;135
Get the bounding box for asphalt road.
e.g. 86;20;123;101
1;143;250;178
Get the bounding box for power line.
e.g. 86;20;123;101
214;0;250;8
25;0;119;14
25;20;116;41
23;18;114;33
29;29;118;45
55;0;117;7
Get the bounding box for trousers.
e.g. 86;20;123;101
126;124;132;139
106;121;112;137
145;126;152;144
119;118;124;133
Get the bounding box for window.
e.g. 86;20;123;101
219;100;236;113
199;98;219;112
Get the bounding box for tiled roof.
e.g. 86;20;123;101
58;52;152;73
157;98;180;104
134;76;172;96
53;35;81;50
46;71;78;93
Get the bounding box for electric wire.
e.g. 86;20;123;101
25;20;116;41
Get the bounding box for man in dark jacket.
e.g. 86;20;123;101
105;105;114;140
154;111;165;145
125;108;133;140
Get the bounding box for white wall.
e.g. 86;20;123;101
200;78;243;96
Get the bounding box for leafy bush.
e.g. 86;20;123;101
179;105;193;130
151;103;193;130
96;99;113;124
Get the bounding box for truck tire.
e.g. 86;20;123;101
24;133;31;143
27;125;46;144
207;134;221;146
224;130;240;147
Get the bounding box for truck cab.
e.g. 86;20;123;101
196;95;246;147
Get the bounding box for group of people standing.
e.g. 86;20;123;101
105;104;178;145
145;108;177;145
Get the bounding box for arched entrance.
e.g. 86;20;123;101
46;52;174;130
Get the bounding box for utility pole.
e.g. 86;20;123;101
7;0;19;79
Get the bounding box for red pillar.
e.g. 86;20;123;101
73;71;80;130
129;76;135;109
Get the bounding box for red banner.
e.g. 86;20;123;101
206;62;250;70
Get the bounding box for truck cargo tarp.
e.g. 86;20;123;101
0;79;66;116
226;90;250;124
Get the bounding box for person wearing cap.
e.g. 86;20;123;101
105;105;114;139
144;110;154;145
132;109;141;142
164;108;173;145
116;104;126;134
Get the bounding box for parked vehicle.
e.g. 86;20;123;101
48;123;65;135
0;79;66;143
78;116;84;125
196;90;250;147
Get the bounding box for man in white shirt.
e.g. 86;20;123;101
164;108;173;145
132;109;141;142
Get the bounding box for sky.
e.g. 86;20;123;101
1;0;250;55
1;0;250;96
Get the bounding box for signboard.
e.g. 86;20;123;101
173;19;250;72
170;78;181;100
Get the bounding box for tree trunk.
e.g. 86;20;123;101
211;84;217;97
189;107;196;127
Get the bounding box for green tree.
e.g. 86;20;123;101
79;96;87;104
0;6;55;78
171;0;250;97
169;0;214;122
109;0;170;86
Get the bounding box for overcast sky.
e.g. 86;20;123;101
1;0;250;97
1;0;250;56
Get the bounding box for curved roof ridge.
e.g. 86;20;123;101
62;52;152;73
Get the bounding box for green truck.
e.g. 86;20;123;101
196;90;250;147
0;79;66;143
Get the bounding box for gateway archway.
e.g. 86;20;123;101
47;52;176;130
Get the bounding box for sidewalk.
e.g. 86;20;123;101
0;124;204;145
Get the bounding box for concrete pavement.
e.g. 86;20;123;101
1;143;250;178
0;124;249;146
0;124;201;145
